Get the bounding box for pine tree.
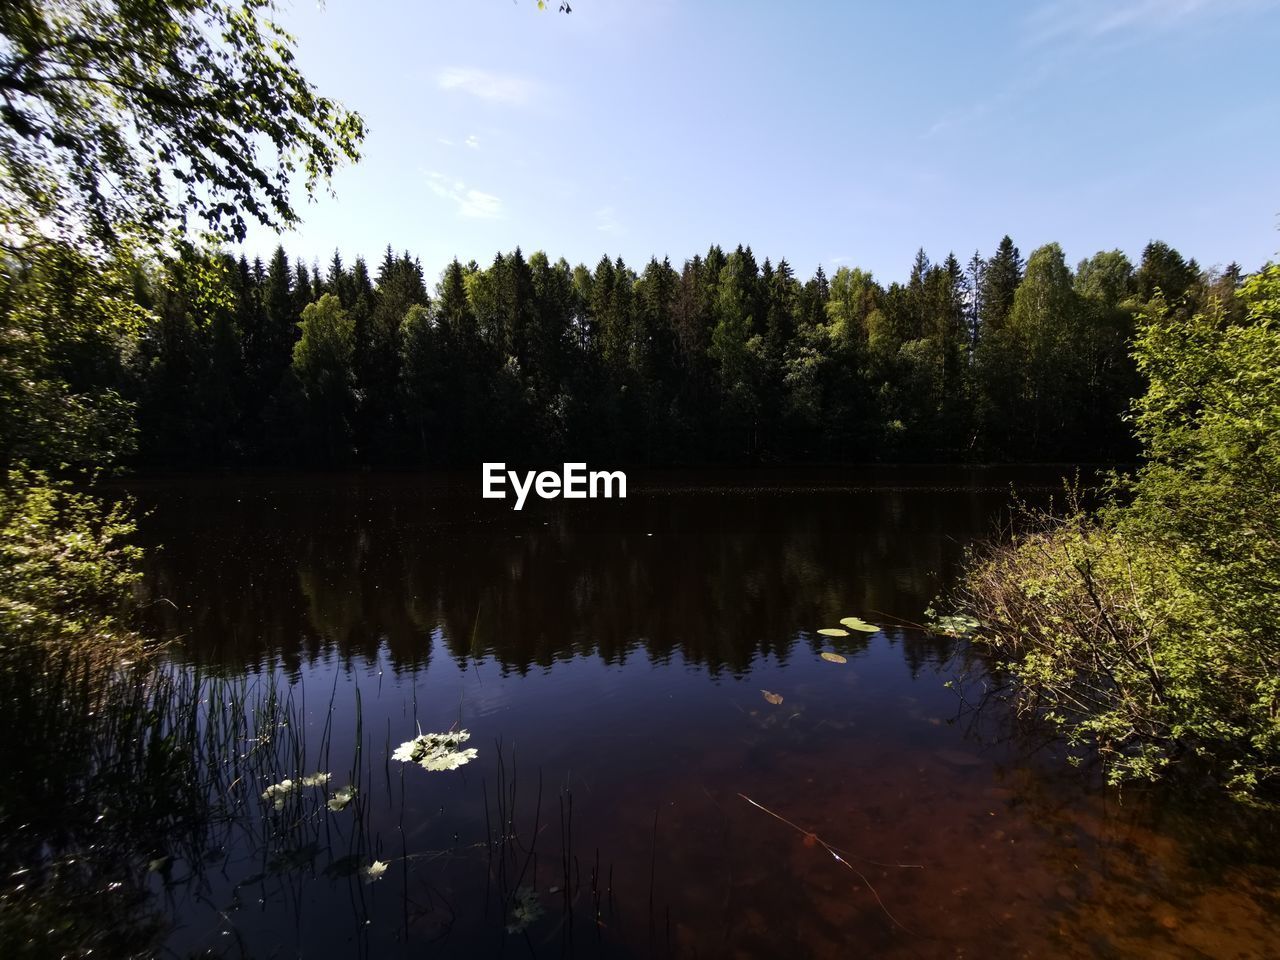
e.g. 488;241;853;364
979;235;1023;334
965;251;985;350
1136;240;1196;305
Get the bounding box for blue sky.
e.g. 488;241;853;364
242;0;1280;284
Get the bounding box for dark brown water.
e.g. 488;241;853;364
122;468;1279;959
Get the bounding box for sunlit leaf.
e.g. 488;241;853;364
261;778;297;810
761;689;784;705
817;627;849;637
820;651;848;664
840;617;880;633
393;730;479;772
326;785;356;811
362;859;388;883
925;612;982;637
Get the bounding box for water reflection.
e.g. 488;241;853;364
133;469;1021;675
68;468;1276;959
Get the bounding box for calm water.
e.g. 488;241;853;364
120;468;1279;958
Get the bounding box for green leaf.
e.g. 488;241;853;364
839;617;879;633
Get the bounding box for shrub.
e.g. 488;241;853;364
0;470;144;669
962;264;1280;800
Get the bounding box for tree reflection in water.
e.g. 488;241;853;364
7;469;1270;958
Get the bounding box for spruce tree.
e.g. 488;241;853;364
979;235;1023;334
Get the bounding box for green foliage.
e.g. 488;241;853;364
0;0;365;249
291;293;355;459
964;264;1280;799
0;243;146;471
0;232;1224;470
68;234;1226;466
0;469;142;659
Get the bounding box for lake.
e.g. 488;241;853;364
114;468;1280;957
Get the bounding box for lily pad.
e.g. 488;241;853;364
820;651;848;664
761;690;784;705
261;778;297;810
324;854;363;878
326;784;357;812
507;886;544;933
926;612;982;637
840;617;880;633
393;730;479;772
817;627;849;637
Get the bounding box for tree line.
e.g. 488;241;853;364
1;235;1249;471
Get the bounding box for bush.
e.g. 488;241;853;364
962;264;1280;800
962;505;1278;794
0;470;143;669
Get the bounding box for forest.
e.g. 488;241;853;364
1;234;1247;470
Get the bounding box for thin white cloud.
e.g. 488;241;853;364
1023;0;1272;46
595;206;624;235
437;67;535;105
436;137;456;147
426;172;504;220
928;0;1265;139
465;135;480;150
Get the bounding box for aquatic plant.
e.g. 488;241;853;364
326;785;356;811
361;859;388;883
392;730;479;772
261;779;297;810
923;608;981;637
840;616;880;633
506;885;543;933
261;772;339;810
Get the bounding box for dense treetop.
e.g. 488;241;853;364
1;230;1252;470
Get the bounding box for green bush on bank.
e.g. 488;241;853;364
0;471;143;664
963;263;1280;799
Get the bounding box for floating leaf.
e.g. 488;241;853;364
507;886;544;933
362;859;388;883
327;784;357;812
820;651;848;664
267;842;320;873
324;854;363;878
262;772;334;811
761;690;784;705
840;617;880;633
393;730;479;772
926;612;982;637
817;627;849;637
261;778;297;810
